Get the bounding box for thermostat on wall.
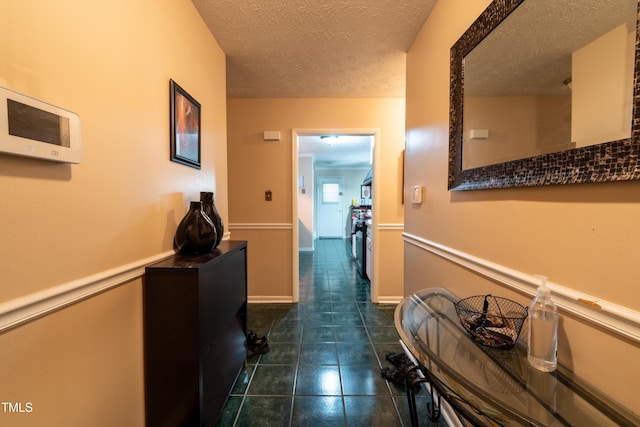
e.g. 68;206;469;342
0;85;82;163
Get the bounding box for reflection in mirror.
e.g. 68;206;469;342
448;0;640;190
463;0;636;170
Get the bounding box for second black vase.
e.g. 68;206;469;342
173;201;217;255
200;191;224;248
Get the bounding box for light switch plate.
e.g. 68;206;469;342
411;185;423;204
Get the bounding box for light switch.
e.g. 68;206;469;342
411;185;423;204
265;190;272;201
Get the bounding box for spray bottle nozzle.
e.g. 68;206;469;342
533;274;550;297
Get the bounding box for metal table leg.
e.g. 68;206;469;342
405;364;441;425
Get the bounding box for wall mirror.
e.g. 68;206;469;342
448;0;640;190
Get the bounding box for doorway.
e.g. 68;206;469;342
292;128;380;303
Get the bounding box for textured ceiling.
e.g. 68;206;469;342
465;0;637;96
191;0;437;98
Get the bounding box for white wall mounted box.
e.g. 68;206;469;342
263;131;281;141
469;129;489;139
0;86;81;164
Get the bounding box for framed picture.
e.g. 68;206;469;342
170;79;201;169
361;185;371;199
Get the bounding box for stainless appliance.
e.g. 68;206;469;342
353;221;367;279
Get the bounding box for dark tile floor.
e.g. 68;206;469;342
216;238;445;426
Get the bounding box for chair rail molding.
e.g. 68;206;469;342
228;223;293;230
403;232;640;344
379;223;404;230
0;250;175;333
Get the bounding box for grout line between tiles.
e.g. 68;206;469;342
223;239;413;427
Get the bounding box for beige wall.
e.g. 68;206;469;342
227;98;405;302
0;0;227;425
464;95;572;168
572;23;635;147
405;0;640;414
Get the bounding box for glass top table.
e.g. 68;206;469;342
394;288;639;426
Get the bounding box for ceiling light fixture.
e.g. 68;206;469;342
321;135;339;145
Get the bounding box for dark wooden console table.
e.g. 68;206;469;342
144;240;247;426
395;287;639;427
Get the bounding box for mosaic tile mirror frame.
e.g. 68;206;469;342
448;0;640;190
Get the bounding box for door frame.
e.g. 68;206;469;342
292;128;380;303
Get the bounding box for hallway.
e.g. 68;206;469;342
216;238;443;426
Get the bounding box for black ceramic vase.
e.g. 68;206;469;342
173;201;217;255
200;191;224;248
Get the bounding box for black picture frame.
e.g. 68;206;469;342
361;185;371;199
170;79;201;169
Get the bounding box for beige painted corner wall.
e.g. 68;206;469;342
463;95;572;168
0;0;227;425
227;98;405;301
298;156;314;249
404;0;640;414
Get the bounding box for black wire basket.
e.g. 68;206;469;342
454;295;528;349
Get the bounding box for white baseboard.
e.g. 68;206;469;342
377;296;403;304
248;296;295;303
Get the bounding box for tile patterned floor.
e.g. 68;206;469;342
216;238;446;426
